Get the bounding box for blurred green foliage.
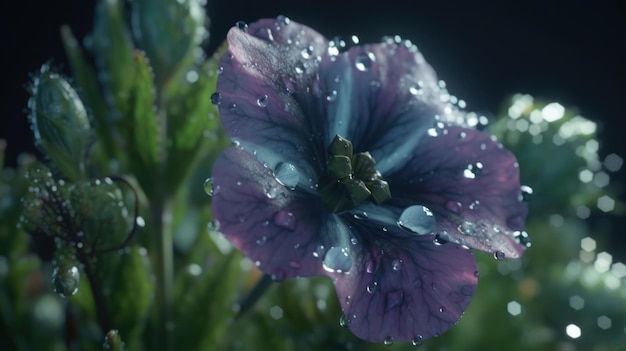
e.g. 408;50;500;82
1;1;625;350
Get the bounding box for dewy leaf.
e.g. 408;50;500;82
105;246;154;346
28;65;91;181
164;43;227;192
130;0;207;90
92;0;135;118
129;51;161;168
60;25;116;161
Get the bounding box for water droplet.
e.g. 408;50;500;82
256;236;267;245
367;281;378;293
350;237;358;245
433;234;448;245
257;94;269;107
355;52;375;71
235;21;248;31
445;200;462;214
203;177;215;196
326;90;338;102
458;221;475;235
294;62;305;74
392;259;403;271
312;244;325;258
439;306;446;313
339;314;349;327
520;185;533;202
52;265;80;297
301;46;314;59
322;246;352;273
514;231;532;247
412;335;423;346
276;15;290;26
274;162;299;189
210;92;221;105
365;259;378;273
409;83;423;96
383;336;394;345
469;200;480;211
353;211;368;220
397;205;435;235
463;162;483;179
345;295;352;304
273;210;296;231
494;251;505;260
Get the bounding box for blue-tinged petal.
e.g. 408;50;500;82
211;147;329;280
330;222;477;343
318;40;460;174
216;18;329;186
387;126;529;258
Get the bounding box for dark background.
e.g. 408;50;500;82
1;0;625;256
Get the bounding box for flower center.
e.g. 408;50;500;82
318;135;391;213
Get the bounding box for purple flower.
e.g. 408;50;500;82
210;17;529;344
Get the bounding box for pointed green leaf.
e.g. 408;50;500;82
60;25;116;162
130;0;207;90
28;65;91;181
92;0;135;118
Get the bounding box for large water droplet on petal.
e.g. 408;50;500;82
210;92;221;105
494;251;506;260
257;94;269;107
273;210;296;231
412;335;423;346
52;264;80;297
367;280;378;294
397;205;435;235
323;246;352;273
274;162;299;190
383;336;394;345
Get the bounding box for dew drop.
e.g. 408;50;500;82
469;200;480;211
312;244;325;258
514;231;532;247
256;236;267;245
412;335;423;346
274;162;299;189
520;185;533;202
458;221;475;235
353;211;368;220
235;21;248;31
366;280;378;294
433;234;448;245
392;259;403;271
210;92;221;105
257;94;269;107
203;177;215;196
494;251;506;260
345;295;352;304
383;336;394;346
322;246;352;273
339;314;349;327
326;90;338;102
409;83;423;96
439;306;446;313
300;46;314;59
355;52;375;71
272;210;296;231
52;265;80;298
397;205;435;235
463;162;483;179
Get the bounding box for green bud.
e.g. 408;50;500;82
369;179;391;204
131;0;207;89
28;64;91;181
352;151;376;177
328;134;353;157
328;155;353;179
345;179;371;206
103;329;125;351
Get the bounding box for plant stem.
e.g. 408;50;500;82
151;196;174;351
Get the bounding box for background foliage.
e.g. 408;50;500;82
1;1;625;350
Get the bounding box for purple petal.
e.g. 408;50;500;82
211;147;329;280
387;126;528;258
318;40;464;174
331;224;477;343
216;18;329;187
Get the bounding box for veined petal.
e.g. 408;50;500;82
216;18;329;182
331;223;477;343
387;126;529;258
211;147;328;279
318;41;459;174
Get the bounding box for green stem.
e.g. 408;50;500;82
151;196;174;351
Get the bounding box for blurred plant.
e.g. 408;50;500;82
1;1;625;351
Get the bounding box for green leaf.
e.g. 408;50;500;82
92;0;135;118
130;51;161;166
60;25;116;164
28;65;92;181
130;0;207;90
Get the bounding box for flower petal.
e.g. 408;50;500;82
211;147;329;280
216;18;329;189
331;223;477;343
387;126;529;258
318;39;464;174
